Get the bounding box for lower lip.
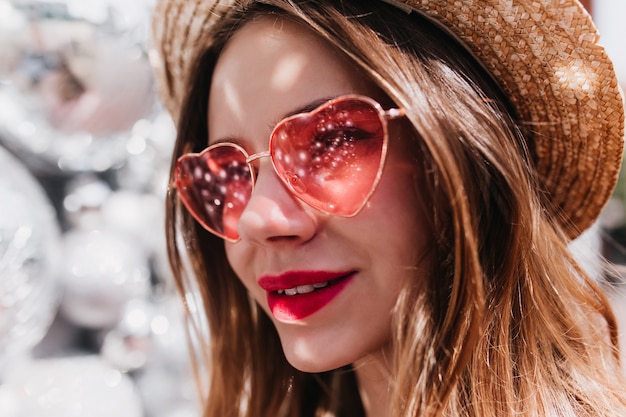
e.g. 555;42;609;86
266;274;354;321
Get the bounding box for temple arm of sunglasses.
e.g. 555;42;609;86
384;108;406;120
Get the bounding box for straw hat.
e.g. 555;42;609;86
150;0;625;238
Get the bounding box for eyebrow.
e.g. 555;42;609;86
280;96;335;120
210;135;242;147
211;96;338;147
267;96;338;131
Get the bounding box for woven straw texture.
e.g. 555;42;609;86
150;0;625;238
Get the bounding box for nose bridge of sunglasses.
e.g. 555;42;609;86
246;150;271;164
245;149;307;196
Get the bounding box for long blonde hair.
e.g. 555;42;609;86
165;1;626;416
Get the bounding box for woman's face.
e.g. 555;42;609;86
207;16;433;372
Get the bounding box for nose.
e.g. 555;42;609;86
236;160;318;245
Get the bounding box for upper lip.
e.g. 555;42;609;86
258;270;353;292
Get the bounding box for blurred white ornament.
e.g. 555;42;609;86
149;296;196;372
59;229;151;328
101;295;201;415
0;0;157;174
101;189;165;256
0;355;143;417
62;173;112;229
0;146;61;372
145;110;177;197
101;298;155;371
136;366;201;417
133;296;202;417
100;187;175;289
101;295;193;372
112;111;176;193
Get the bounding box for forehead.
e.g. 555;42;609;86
207;15;376;141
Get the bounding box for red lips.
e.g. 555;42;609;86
258;270;355;321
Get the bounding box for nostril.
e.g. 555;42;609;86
266;234;301;243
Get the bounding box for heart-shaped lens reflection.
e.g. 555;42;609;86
175;144;253;241
270;98;386;216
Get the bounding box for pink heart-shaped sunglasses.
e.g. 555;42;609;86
174;95;405;242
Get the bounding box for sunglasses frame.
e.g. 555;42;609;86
175;94;406;242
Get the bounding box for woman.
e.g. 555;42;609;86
150;0;626;416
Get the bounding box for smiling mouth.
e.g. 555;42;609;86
259;270;354;293
262;272;355;321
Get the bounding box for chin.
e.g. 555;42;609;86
285;355;348;374
281;342;356;374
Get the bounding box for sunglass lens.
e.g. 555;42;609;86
175;145;252;240
271;99;386;216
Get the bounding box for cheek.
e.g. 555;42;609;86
224;244;268;303
224;244;252;289
370;144;433;263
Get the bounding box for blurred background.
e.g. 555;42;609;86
0;1;199;416
0;1;624;416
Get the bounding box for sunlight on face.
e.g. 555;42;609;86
271;54;309;92
212;25;311;130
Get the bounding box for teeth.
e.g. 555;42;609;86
296;284;315;294
277;281;329;296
